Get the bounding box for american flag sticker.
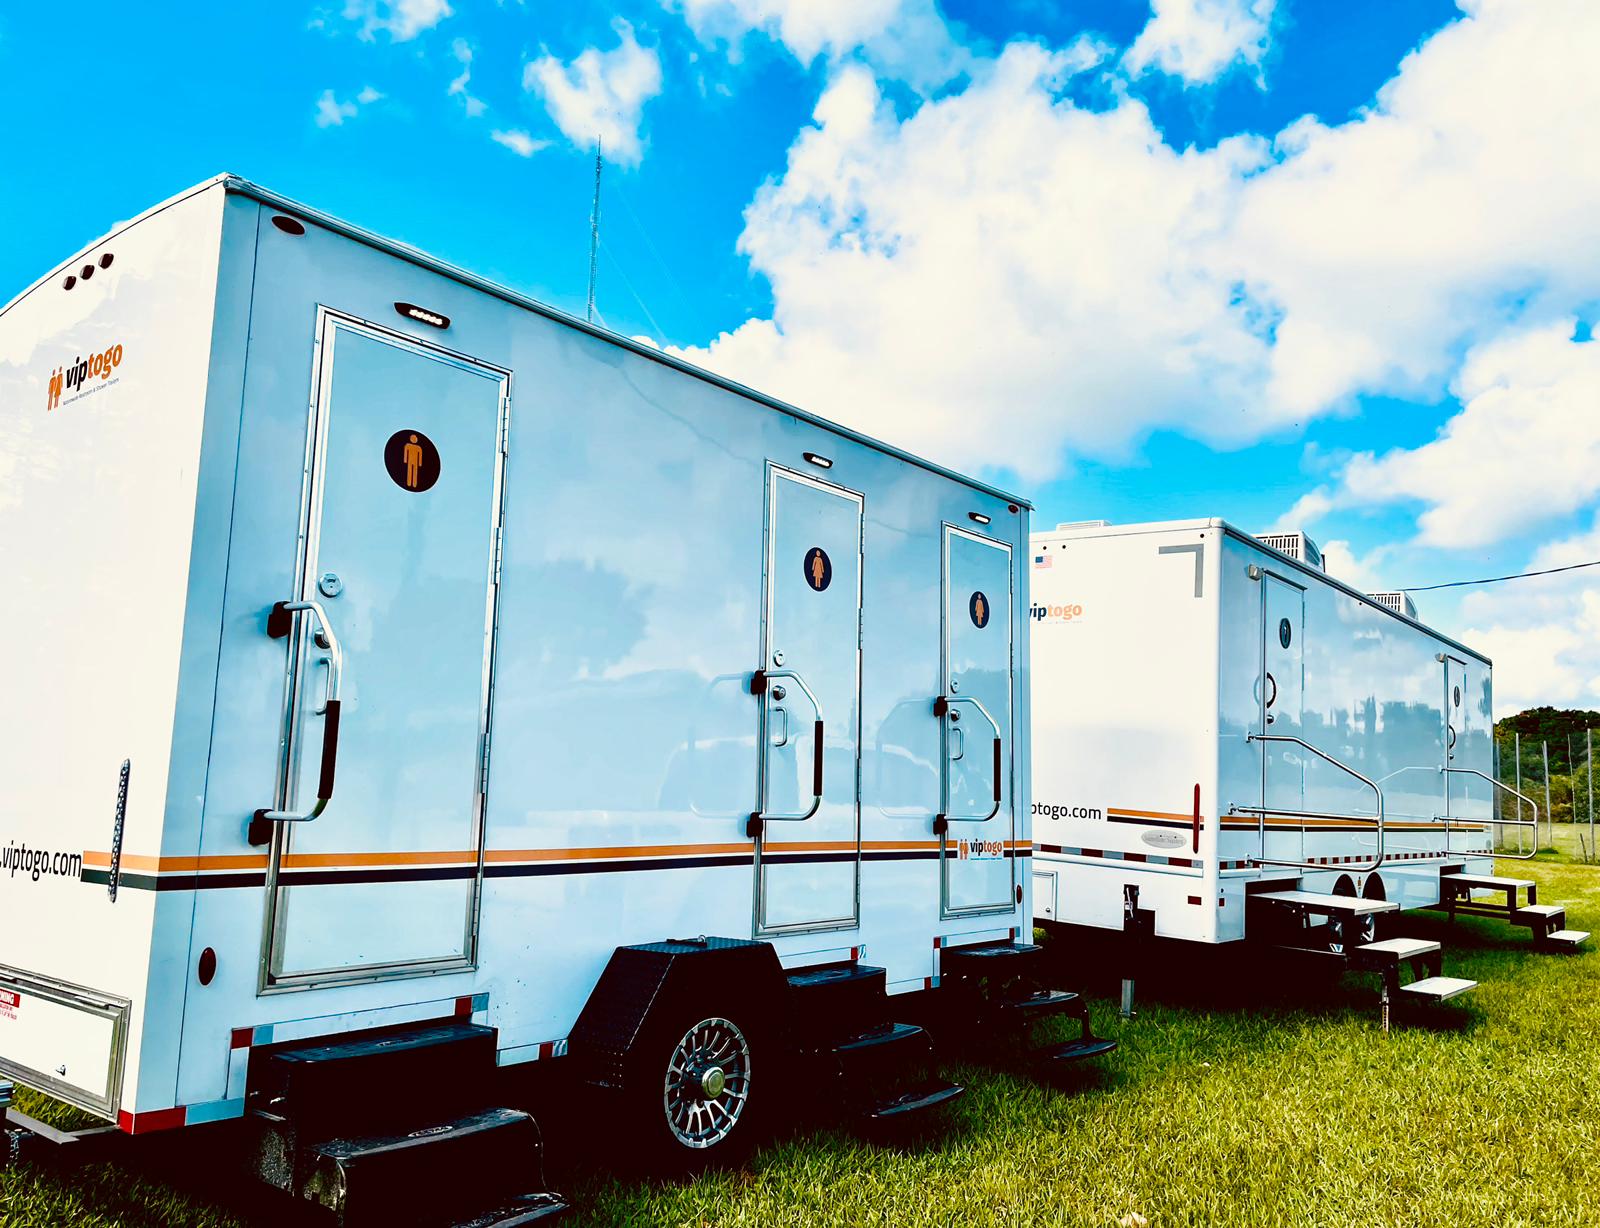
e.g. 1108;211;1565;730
1033;554;1052;569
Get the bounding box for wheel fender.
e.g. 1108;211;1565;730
567;937;786;1093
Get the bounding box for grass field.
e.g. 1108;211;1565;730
4;842;1597;1227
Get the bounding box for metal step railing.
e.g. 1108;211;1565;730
1440;766;1539;860
1228;732;1386;874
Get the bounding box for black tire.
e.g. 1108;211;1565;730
621;997;772;1174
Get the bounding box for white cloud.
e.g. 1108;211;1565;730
1459;517;1600;712
1290;323;1600;548
448;38;487;116
523;20;663;166
1124;0;1276;86
343;0;452;41
491;129;549;158
314;86;383;127
671;0;1600;490
668;0;969;90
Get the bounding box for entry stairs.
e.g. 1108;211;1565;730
1433;869;1590;951
937;941;1118;1066
1250;888;1477;1030
786;963;965;1120
245;1021;566;1227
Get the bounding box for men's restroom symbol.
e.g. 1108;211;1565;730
384;429;440;493
804;547;832;592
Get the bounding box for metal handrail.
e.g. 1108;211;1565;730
255;600;345;826
936;694;1003;827
1230;732;1385;873
752;668;825;825
1441;767;1539;860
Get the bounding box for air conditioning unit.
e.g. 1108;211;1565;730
1255;530;1324;571
1368;591;1419;620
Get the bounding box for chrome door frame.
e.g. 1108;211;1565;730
939;521;1016;920
1257;569;1306;862
751;462;864;938
259;307;511;993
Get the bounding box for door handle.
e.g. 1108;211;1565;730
250;599;345;845
771;706;789;748
934;694;1003;832
748;668;825;836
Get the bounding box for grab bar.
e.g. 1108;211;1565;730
749;667;825;835
934;694;1002;833
1230;732;1385;873
252;600;345;838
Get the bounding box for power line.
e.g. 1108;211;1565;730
586;137;602;324
1401;557;1600;593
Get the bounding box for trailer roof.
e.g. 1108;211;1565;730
2;174;1029;510
1033;517;1492;666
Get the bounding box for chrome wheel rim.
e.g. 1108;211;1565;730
663;1016;752;1149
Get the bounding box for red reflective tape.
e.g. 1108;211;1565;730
932;937;943;949
229;1027;254;1050
923;977;934;991
454;996;474;1018
1187;895;1202;905
118;1106;187;1135
538;1042;555;1060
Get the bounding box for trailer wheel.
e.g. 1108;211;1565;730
1325;875;1372;953
626;1006;767;1171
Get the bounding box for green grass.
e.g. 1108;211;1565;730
6;854;1598;1227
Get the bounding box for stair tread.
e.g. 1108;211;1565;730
1545;929;1590;945
1399;976;1476;1001
1038;1037;1118;1063
996;988;1080;1014
835;1021;926;1054
1443;873;1533;889
1356;937;1440;960
942;941;1043;961
865;1079;965;1120
453;1194;569;1227
786;962;885;990
1514;904;1565;917
1253;890;1397;915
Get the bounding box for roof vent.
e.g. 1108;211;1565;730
1056;520;1110;531
1368;591;1418;620
1255;530;1324;571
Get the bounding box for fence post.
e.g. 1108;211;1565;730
1589;727;1594;863
1543;740;1552;850
1514;732;1523;854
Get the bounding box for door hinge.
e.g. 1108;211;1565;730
499;402;511;454
493;525;505;584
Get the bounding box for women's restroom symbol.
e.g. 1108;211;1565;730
803;547;832;592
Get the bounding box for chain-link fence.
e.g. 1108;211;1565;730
1495;728;1596;861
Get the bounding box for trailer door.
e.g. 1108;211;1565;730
753;466;863;935
1260;572;1305;865
940;525;1015;916
264;312;508;985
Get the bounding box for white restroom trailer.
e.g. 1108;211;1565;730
0;177;1108;1223
1030;519;1584;1005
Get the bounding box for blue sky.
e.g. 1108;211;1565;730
3;0;1598;712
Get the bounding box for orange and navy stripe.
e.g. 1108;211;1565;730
79;839;1032;892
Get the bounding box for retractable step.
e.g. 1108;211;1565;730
301;1107;566;1228
1398;976;1477;1003
1037;1037;1119;1064
787;962;964;1122
938;940;1115;1069
245;1021;564;1226
1514;904;1567;928
1353;937;1439;968
1442;873;1534;892
1545;929;1591;950
995;988;1081;1020
1252;890;1398;917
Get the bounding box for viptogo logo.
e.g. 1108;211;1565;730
1030;601;1085;623
47;342;124;411
957;838;1005;860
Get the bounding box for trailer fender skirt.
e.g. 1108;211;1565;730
567;937;786;1092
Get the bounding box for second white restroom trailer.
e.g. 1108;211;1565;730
1030;520;1585;1015
0;177;1112;1225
